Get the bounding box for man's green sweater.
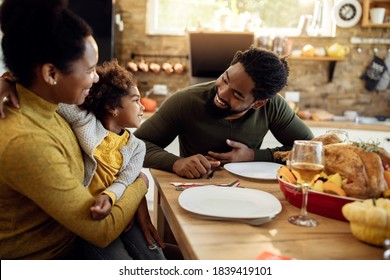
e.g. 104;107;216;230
134;81;313;172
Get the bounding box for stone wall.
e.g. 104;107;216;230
114;0;390;117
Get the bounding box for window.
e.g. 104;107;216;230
146;0;336;37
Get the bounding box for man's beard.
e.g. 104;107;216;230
205;88;251;119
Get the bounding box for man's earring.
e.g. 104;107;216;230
52;80;57;85
113;112;118;117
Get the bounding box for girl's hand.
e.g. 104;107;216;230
90;194;112;220
0;74;19;118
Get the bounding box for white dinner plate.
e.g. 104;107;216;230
224;162;282;180
192;213;277;226
178;186;282;219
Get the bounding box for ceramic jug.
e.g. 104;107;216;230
326;43;350;58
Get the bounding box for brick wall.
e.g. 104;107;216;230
114;0;390;117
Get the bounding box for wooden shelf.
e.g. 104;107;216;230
362;22;390;27
288;56;345;82
288;56;345;61
362;0;390;27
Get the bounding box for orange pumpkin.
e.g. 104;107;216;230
278;166;297;184
140;97;157;112
323;181;347;197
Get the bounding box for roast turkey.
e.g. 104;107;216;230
274;133;389;199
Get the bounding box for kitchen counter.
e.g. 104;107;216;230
303;121;390;151
143;111;390;132
304;120;390;132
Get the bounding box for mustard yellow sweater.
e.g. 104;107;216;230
0;85;147;259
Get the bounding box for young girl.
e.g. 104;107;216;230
57;59;166;260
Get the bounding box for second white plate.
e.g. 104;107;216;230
224;162;282;180
178;186;282;219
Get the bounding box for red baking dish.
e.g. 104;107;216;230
278;177;362;222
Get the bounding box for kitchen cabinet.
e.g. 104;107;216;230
143;137;179;212
361;0;390;27
131;121;179;212
68;0;115;64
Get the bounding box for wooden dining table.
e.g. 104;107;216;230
150;167;384;260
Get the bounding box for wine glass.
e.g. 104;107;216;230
325;129;349;143
288;140;324;227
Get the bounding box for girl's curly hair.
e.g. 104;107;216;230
80;59;136;121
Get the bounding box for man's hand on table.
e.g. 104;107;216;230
207;139;255;164
172;154;220;179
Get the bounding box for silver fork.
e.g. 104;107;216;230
206;166;222;179
175;179;240;191
206;169;215;179
226;179;240;187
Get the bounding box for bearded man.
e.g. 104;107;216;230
134;46;313;179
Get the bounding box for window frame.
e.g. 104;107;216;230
146;0;336;37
